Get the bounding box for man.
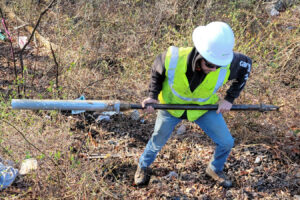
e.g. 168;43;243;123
134;21;252;188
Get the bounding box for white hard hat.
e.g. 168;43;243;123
192;21;235;66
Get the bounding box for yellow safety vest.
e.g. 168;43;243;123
158;46;231;121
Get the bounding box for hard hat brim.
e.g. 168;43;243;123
192;26;234;66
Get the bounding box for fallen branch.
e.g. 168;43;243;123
79;153;136;159
50;44;60;93
14;0;56;96
1;3;59;51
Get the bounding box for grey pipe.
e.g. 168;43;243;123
11;99;122;112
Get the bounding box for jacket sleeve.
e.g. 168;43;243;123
224;52;252;103
148;51;167;100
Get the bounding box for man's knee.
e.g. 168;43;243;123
220;137;234;151
149;137;166;152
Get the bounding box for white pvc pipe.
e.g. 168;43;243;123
11;99;121;112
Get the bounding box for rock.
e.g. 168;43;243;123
265;4;280;16
19;158;38;175
226;190;233;198
130;110;140;120
265;0;296;16
267;176;275;182
275;0;288;12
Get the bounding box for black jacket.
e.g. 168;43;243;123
148;47;252;104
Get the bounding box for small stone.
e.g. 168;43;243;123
275;0;287;12
267;176;275;182
130;110;140;120
226;190;233;198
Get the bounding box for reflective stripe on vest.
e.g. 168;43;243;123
168;46;227;102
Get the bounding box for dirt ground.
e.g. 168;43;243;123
0;1;299;199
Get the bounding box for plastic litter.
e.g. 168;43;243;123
270;8;280;16
71;95;86;114
0;30;6;41
96;115;110;122
18;36;28;49
0;162;18;190
95;111;119;123
19;158;38;175
164;171;178;180
254;156;262;164
101;111;119;116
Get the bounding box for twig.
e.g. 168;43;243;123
80;77;107;94
50;44;60;94
0;8;19;95
0;119;66;181
18;0;57;96
13;23;29;30
20;0;56;52
101;187;119;199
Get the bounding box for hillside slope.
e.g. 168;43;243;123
0;0;299;199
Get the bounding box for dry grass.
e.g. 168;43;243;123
0;0;299;199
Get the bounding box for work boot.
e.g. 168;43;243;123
206;164;232;188
134;165;151;186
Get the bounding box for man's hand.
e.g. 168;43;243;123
141;97;159;113
217;99;232;114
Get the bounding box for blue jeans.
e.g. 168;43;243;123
138;110;234;172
